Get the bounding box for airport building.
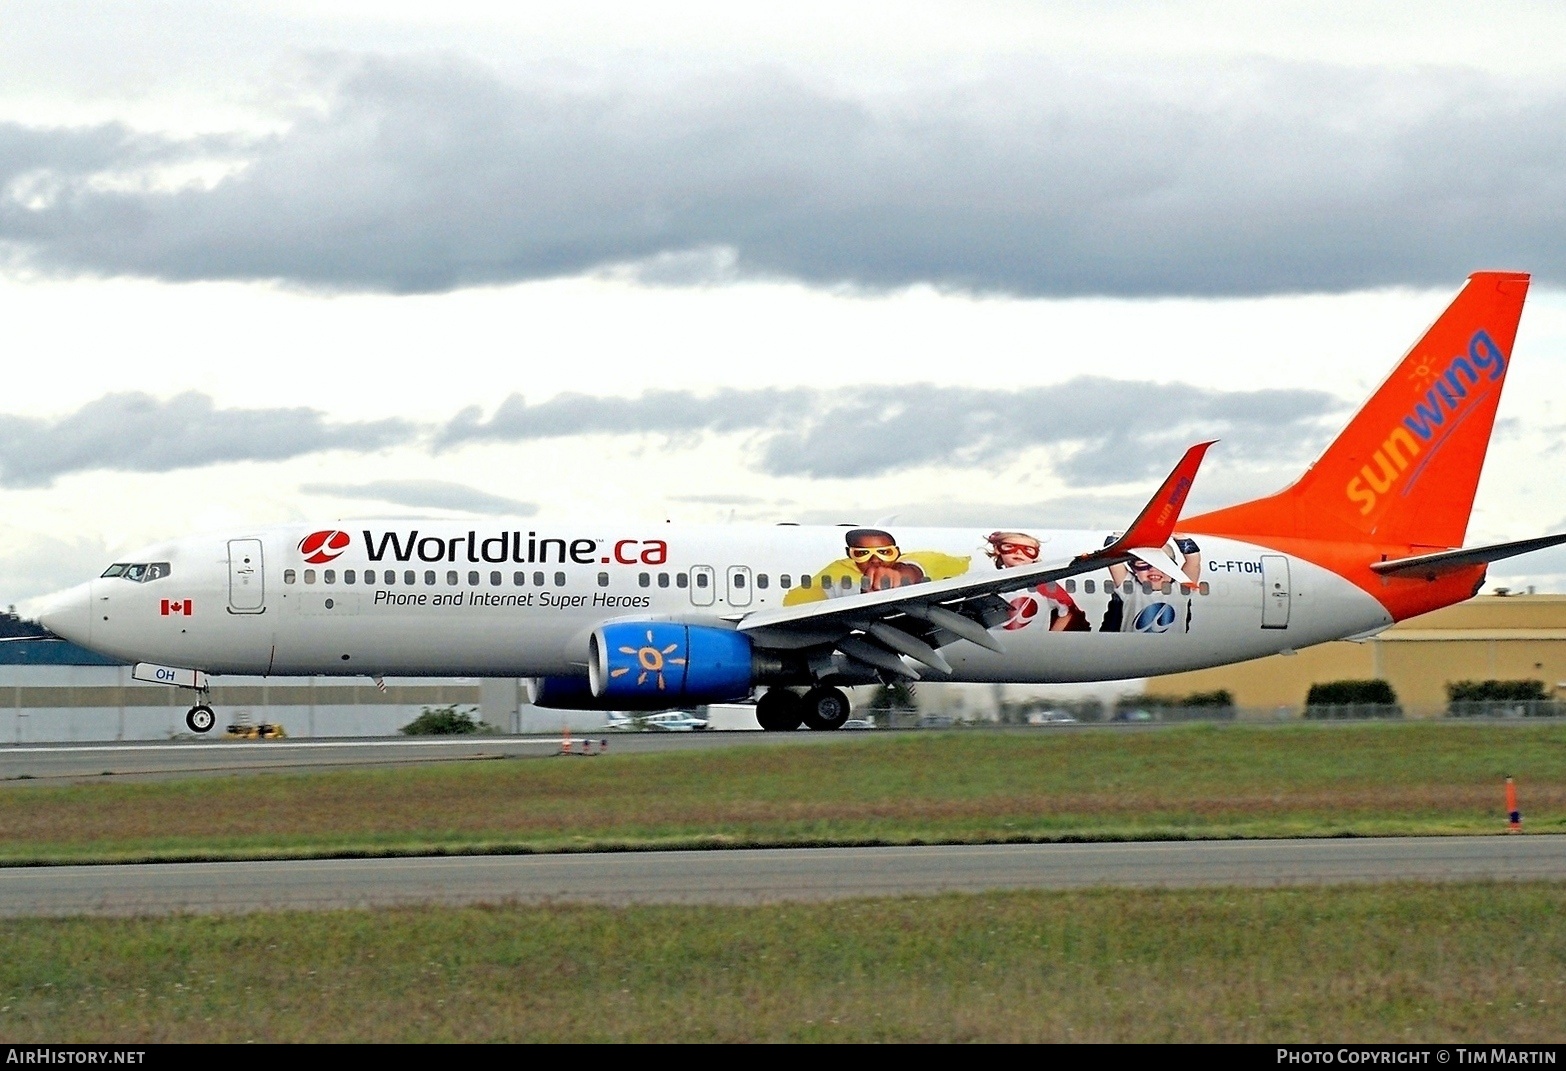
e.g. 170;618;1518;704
1145;593;1566;715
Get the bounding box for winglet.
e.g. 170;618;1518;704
1084;441;1215;564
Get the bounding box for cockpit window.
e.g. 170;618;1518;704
102;562;172;582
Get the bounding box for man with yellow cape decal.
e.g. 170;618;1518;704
783;528;971;605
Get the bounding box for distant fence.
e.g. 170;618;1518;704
1446;699;1566;719
1302;703;1404;720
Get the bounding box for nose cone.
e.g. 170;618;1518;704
37;581;93;647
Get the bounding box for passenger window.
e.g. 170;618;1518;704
757;574;769;590
1084;579;1095;594
1064;579;1075;593
1160;582;1172;595
491;571;503;586
304;569;316;585
840;576;854;591
284;569;297;584
345;569;356;584
554;571;566;587
779;574;792;589
658;573;670;588
468;571;479;586
1199;582;1210;596
696;573;708;589
598;572;609;587
676;573;688;588
324;570;336;584
802;575;812;589
638;572;650;588
533;571;545;586
404;570;415;585
1139;582;1152;595
1123;580;1133;595
512;571;524;586
734;574;746;589
424;570;436;586
384;570;396;585
446;571;458;586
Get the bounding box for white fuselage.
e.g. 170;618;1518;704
38;520;1393;685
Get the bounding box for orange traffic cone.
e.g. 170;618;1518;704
1506;776;1522;833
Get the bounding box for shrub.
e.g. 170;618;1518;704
1180;690;1234;708
1306;680;1397;706
401;705;484;736
1446;679;1548;702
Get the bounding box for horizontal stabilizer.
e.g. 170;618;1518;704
1369;532;1566;579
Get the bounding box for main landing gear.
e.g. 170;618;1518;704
757;687;852;732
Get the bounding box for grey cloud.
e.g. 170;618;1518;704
300;479;535;515
2;56;1565;295
439;379;1342;485
792;492;1150;531
0;379;1336;489
0;392;415;487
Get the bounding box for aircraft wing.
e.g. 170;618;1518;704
1369;532;1566;580
734;441;1214;678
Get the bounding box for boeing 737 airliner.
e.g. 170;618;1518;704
31;271;1566;732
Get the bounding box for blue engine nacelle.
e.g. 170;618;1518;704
589;622;753;704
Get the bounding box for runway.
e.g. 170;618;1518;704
0;730;846;782
1;836;1560;917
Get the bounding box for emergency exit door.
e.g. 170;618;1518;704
1261;554;1290;629
689;565;715;607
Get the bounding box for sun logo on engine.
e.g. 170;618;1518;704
612;630;687;691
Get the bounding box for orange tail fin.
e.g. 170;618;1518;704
1186;271;1530;548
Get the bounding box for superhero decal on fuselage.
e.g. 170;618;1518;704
785;528;1206;635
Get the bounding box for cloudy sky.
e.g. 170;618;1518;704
4;1;1566;605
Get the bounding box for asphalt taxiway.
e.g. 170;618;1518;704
0;731;842;782
1;836;1560;917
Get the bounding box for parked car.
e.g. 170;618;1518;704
642;711;710;732
1028;709;1078;725
840;718;876;730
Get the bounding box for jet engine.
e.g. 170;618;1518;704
589;621;753;704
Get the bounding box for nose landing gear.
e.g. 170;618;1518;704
185;704;216;734
185;680;216;734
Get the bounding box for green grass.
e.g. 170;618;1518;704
3;722;1565;865
2;882;1564;1042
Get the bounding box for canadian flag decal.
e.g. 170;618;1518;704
161;599;193;616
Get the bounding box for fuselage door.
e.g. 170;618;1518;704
227;539;266;614
726;565;752;607
1261;554;1290;629
689;565;715;607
